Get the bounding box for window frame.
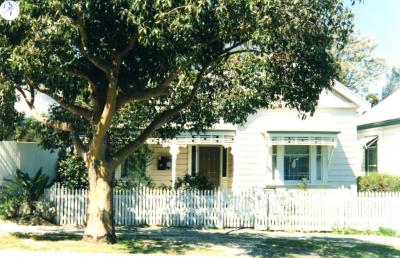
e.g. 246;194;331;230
365;139;378;174
271;145;326;184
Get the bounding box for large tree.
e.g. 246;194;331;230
0;0;353;242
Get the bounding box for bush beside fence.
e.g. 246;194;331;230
43;184;400;231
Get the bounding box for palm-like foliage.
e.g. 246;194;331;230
0;168;49;206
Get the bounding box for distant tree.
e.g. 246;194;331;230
365;93;380;106
382;67;400;99
335;32;386;94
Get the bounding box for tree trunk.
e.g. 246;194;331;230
83;158;116;243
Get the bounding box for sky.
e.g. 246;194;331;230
347;0;400;67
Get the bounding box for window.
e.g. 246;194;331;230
365;140;378;173
284;145;310;180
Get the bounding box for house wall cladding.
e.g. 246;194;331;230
232;108;362;189
146;144;188;185
358;125;400;176
0;141;58;185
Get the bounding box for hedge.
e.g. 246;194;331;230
357;173;400;192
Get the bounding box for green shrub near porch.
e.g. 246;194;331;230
357;173;400;192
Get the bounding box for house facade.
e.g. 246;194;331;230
358;89;400;176
116;82;370;189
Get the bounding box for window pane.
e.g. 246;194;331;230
316;155;322;181
365;141;378;173
222;148;227;177
284;145;309;180
285;145;309;155
191;146;197;174
316;146;322;181
272;146;277;180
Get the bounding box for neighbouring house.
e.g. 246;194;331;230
116;81;370;190
0;141;58;185
358;89;400;176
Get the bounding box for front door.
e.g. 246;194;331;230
198;147;220;187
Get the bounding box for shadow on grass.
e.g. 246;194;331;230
119;237;196;255
11;232;81;241
9;229;400;257
257;237;400;258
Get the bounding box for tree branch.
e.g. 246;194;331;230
115;31;140;63
15;85;34;109
18;88;88;156
24;76;93;120
115;65;184;111
66;67;102;116
109;62;210;170
75;10;111;75
90;79;118;157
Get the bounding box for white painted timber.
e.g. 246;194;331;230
43;184;400;231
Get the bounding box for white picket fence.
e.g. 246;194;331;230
43;184;400;231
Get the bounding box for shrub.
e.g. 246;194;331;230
56;149;88;189
357;173;400;192
114;179;155;190
114;145;155;190
174;174;214;190
378;227;397;237
0;168;55;224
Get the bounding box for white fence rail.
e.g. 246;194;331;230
43;184;400;231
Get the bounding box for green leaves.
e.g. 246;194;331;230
0;0;354;160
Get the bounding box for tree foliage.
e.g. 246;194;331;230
0;82;22;140
56;149;88;189
335;32;386;94
0;1;353;160
382;67;400;99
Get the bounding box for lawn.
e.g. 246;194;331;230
0;230;399;257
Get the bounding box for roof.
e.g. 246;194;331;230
358;88;400;130
332;80;371;112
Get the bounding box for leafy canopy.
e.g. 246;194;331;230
0;0;353;166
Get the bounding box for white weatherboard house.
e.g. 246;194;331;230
358;89;400;176
116;82;370;190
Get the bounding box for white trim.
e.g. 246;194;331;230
359;135;378;149
188;145;192;175
333;80;371;112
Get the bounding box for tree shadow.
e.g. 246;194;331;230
11;232;81;241
9;228;400;257
118;228;400;257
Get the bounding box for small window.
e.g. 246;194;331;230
157;156;171;170
284;145;310;181
365;140;378;173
